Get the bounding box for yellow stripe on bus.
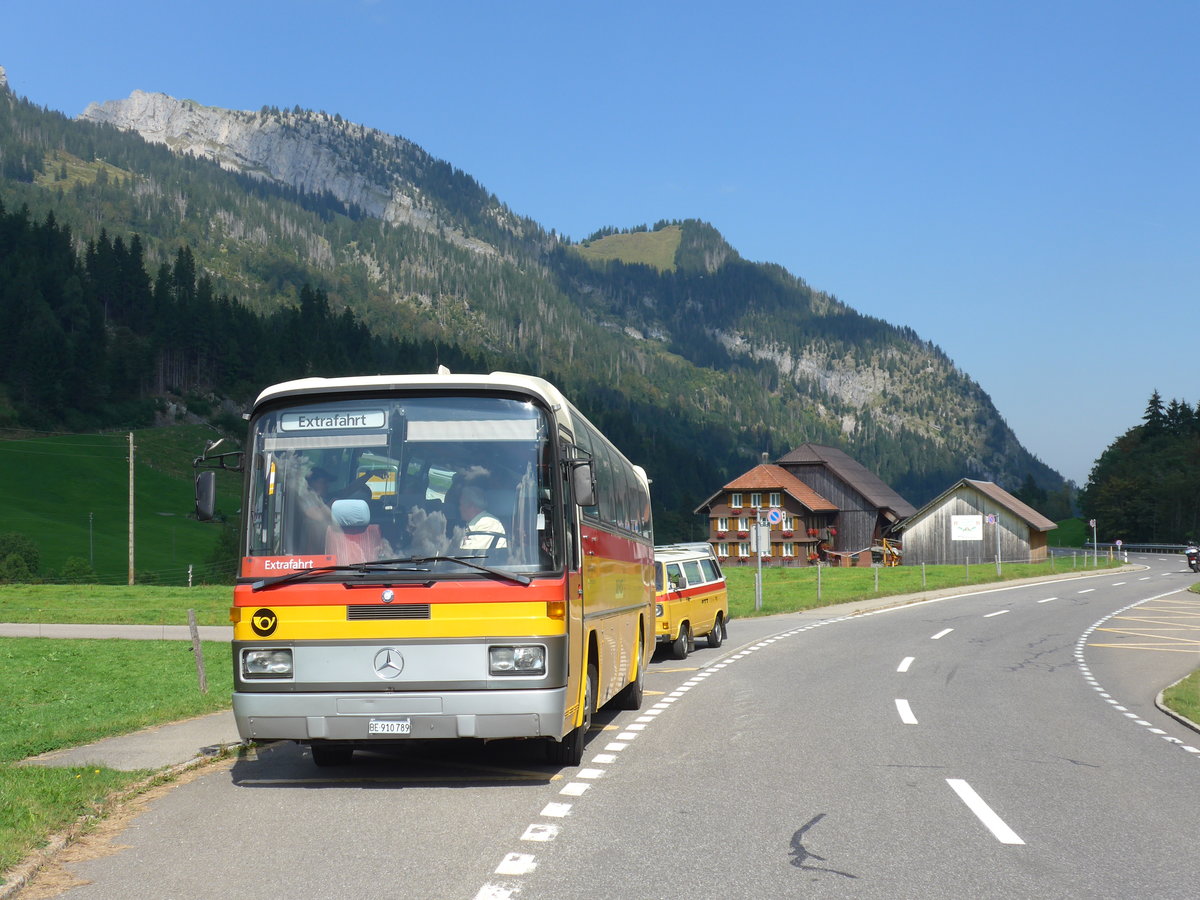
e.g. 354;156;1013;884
232;602;568;642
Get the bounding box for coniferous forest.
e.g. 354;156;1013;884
1078;391;1200;543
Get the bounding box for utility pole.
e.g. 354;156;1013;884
128;432;135;585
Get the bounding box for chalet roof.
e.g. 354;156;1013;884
693;464;837;515
776;443;917;518
901;478;1058;532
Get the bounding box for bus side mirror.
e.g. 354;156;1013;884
195;471;216;522
572;461;596;508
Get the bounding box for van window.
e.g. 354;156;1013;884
666;563;685;589
682;560;704;585
699;558;721;582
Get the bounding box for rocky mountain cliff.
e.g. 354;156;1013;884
1;76;1066;524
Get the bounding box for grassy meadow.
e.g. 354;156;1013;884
0;637;233;879
0;425;241;586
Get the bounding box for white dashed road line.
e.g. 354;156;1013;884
946;779;1025;845
897;656;914;673
931;628;953;640
896;699;919;725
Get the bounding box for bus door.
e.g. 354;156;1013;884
560;429;587;734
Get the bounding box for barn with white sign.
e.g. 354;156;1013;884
897;479;1058;566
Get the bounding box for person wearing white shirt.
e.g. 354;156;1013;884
457;484;507;552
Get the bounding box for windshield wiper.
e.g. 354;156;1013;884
249;555;531;591
250;561;427;592
379;555;532;586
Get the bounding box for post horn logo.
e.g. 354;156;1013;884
251;609;278;637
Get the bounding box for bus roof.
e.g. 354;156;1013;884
251;370;648;487
654;543;719;564
254;370;572;414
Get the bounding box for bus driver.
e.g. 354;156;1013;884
457;484;507;552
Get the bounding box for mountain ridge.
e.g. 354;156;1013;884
0;74;1070;531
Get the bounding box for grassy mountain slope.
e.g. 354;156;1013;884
0;426;238;584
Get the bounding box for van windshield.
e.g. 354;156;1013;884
244;394;559;577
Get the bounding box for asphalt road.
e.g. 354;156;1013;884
31;555;1200;899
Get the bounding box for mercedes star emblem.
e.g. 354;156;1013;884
373;648;405;679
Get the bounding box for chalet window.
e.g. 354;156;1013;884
750;492;762;509
769;492;781;508
717;517;729;531
717;542;729;557
738;542;750;557
738;517;749;531
730;492;743;508
782;542;795;557
784;515;795;531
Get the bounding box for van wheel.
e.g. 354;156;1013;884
707;615;724;648
547;663;595;766
671;623;691;660
310;742;354;767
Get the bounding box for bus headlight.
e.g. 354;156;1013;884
242;648;293;678
489;645;546;676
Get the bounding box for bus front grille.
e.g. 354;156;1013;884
346;604;432;620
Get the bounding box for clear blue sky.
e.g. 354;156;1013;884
3;0;1196;484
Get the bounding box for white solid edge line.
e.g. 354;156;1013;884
946;779;1025;845
895;698;918;724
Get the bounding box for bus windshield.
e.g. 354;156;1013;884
245;394;559;576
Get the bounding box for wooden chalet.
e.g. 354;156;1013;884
694;463;838;564
775;443;916;557
898;478;1058;565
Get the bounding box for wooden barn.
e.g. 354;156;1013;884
898;479;1058;566
775;443;916;555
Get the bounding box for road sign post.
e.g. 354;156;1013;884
752;511;771;611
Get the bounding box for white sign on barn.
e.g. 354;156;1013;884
951;514;983;541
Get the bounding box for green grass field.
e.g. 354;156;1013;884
0;584;232;626
0;637;233;879
0;426;241;586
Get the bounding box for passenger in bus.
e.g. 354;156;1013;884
456;484;507;553
298;465;335;553
325;498;384;563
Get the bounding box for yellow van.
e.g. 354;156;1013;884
654;544;729;659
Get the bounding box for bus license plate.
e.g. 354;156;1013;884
368;718;411;735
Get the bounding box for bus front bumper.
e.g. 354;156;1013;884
232;687;567;742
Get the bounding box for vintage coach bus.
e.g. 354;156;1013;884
195;371;654;766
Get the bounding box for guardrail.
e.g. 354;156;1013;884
1081;543;1188;555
